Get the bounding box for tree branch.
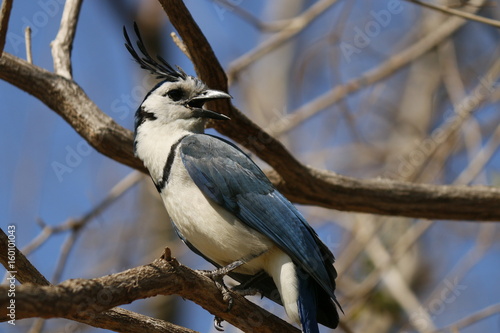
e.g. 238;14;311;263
1;1;499;221
1;37;500;221
0;247;299;333
1;228;197;333
431;303;500;332
51;0;83;78
0;52;145;173
1;228;294;332
0;228;50;286
0;0;13;57
157;0;500;221
406;0;500;29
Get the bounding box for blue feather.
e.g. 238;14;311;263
298;273;319;333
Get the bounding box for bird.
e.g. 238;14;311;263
124;23;341;333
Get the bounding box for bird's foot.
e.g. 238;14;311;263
197;269;234;311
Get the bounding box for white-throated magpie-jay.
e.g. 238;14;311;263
125;24;341;333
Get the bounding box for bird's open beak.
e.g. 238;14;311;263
188;89;232;121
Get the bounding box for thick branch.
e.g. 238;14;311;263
157;0;307;181
0;228;197;332
0;229;290;333
88;308;199;333
0;52;145;172
157;0;500;221
1;51;500;220
0;228;50;286
0;252;299;333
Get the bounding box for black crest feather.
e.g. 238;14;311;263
123;22;187;81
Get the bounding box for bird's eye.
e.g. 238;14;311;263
164;89;184;101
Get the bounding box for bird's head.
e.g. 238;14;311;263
124;24;231;133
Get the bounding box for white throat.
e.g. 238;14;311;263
135;118;205;181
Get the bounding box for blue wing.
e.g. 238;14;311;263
179;135;339;309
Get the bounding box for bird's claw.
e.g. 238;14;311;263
197;269;234;312
214;316;225;331
214;277;234;311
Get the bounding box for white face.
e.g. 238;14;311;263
140;76;208;125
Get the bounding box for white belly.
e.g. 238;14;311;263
161;160;275;274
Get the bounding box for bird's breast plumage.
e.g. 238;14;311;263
160;148;274;273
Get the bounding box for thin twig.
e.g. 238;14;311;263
27;318;45;333
406;0;500;29
51;0;83;78
51;230;79;283
423;223;496;310
0;0;13;57
25;26;32;64
352;215;436;332
431;303;500;332
170;32;191;62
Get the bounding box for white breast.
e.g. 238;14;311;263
161;150;276;274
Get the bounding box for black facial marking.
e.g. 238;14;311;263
134;106;158;132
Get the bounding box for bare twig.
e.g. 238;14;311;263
0;228;50;286
406;0;500;29
350;216;436;332
423;223;496;311
0;0;13;57
51;231;78;283
51;0;83;78
27;319;45;333
431;303;500;332
24;27;32;64
170;32;191;61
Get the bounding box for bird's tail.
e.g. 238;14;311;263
297;274;320;333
